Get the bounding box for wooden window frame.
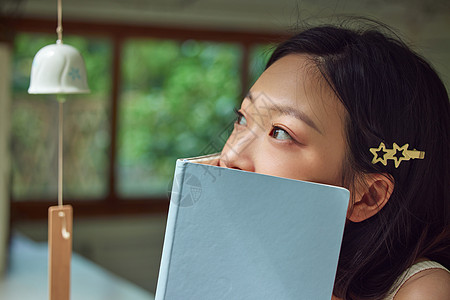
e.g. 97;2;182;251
7;17;288;220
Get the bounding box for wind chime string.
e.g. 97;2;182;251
56;0;63;43
56;0;70;240
56;0;64;209
58;100;64;208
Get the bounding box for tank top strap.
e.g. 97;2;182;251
383;261;450;300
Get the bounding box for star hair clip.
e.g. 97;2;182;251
370;142;425;168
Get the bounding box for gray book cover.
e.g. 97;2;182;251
156;155;349;300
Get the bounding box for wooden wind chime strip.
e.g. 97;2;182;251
48;204;72;300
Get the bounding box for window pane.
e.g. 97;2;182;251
118;39;242;197
11;33;112;200
248;44;275;88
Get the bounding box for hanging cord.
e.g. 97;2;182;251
56;0;63;43
56;0;69;240
58;99;64;207
56;0;65;206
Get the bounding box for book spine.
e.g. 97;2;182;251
155;159;188;300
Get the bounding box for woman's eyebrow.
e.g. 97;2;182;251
273;105;322;134
247;92;323;134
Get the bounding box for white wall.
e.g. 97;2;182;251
13;0;450;36
13;0;450;89
0;43;12;277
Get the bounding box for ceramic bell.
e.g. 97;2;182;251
28;42;90;94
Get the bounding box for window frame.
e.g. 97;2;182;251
8;17;287;220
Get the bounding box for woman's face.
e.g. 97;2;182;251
219;54;348;187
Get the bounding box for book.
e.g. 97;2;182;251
155;154;350;300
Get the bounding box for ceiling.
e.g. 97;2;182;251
3;0;449;38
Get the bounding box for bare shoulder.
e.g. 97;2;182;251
394;268;450;300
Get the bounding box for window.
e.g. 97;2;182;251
9;18;283;217
12;33;112;201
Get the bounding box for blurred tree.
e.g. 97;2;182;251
118;39;242;196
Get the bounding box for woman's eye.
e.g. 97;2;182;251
270;126;292;140
234;109;247;126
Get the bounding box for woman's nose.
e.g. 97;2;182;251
219;127;256;172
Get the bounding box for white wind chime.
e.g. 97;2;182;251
28;0;90;299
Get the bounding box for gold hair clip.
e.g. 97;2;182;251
370;142;425;168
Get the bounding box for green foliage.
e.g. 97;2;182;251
118;39;242;195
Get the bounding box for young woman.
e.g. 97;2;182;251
218;23;450;299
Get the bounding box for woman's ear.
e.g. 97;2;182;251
347;173;394;222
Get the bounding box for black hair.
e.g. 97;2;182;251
266;21;450;299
